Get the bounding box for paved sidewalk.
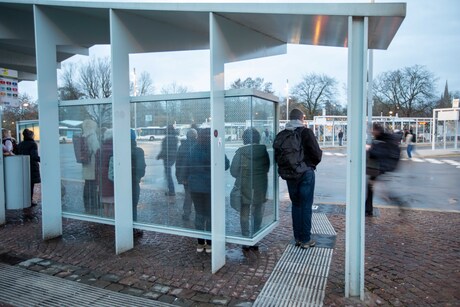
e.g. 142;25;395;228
1;200;459;306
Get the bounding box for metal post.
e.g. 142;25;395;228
110;9;135;253
33;5;63;239
345;16;367;300
210;13;228;273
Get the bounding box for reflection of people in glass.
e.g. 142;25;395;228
81;119;100;214
157;124;178;196
175;128;198;221
96;129;114;217
188;128;229;253
230;128;270;251
131;129;146;222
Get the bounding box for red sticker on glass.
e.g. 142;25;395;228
214;130;218;137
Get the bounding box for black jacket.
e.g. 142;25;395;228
17;138;41;184
300;127;322;169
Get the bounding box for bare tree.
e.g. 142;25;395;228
79;56;112;99
291;73;338;119
373;65;437;117
160;81;188;94
130;70;154;96
58;63;83;100
229;77;274;94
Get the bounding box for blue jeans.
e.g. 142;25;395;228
407;144;413;158
286;168;315;244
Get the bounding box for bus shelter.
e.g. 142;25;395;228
0;0;405;299
432;107;460;150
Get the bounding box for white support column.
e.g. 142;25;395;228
209;13;227;273
345;16;368;300
33;5;63;239
110;9;134;253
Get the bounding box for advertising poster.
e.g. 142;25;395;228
0;68;19;107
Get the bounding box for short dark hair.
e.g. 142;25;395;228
242;128;261;145
289;109;304;120
372;122;384;134
22;128;34;139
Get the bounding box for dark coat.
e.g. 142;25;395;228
230;144;270;205
17;137;41;184
157;134;178;167
96;139;114;197
175;138;196;184
131;141;146;183
187;142;229;194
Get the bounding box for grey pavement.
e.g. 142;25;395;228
1;147;459;306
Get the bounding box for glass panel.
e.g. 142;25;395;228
60;103;113;218
131;98;210;231
225;95;276;239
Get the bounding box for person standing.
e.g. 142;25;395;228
175;128;198;220
274;109;322;249
157;124;178;196
96;129;114;217
405;129;415;159
131;129;146;222
187;128;229;253
230;128;270;251
2;128;17;156
81;119;100;214
338;129;344;146
17;129;40;207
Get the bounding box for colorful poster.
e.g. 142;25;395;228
0;68;19;107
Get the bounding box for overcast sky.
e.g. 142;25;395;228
19;0;460;105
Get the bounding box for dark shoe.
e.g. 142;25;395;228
196;244;205;253
133;229;143;237
31;202;38;207
365;211;374;217
300;239;316;249
295;241;301;247
242;245;259;251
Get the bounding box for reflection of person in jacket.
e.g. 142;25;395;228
96;129;114;216
157;125;178;196
187;128;229;253
17;129;40;207
230;128;270;251
175;128;198;220
131;129;146;222
81;119;100;214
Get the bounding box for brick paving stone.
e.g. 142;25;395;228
157;294;176;304
1;199;459;306
104;283;125;292
143;291;162;300
100;273;122;283
120;287;144;296
92;279;112;289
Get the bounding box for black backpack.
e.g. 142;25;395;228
273;128;308;180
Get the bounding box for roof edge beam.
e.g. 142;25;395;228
213;14;286;63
